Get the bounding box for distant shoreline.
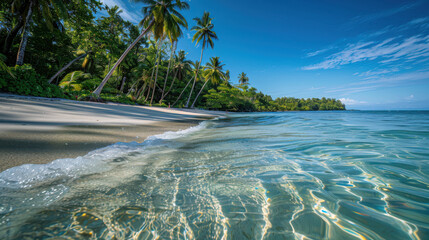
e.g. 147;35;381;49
0;94;225;172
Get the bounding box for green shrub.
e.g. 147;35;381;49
0;64;68;98
100;94;136;105
59;71;101;91
81;78;101;91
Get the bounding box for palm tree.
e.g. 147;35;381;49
190;56;225;108
12;0;68;65
185;11;217;108
224;70;231;86
238;72;249;85
103;5;124;71
148;39;164;104
48;51;88;83
160;50;191;103
93;0;188;98
172;60;201;107
160;4;189;102
146;0;188;105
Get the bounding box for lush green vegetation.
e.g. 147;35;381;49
0;0;345;112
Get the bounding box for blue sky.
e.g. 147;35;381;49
100;0;429;110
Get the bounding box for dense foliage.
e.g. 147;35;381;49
203;84;345;112
0;65;68;98
0;0;345;112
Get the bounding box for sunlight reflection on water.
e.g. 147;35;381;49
0;111;429;239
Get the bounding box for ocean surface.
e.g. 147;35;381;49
1;111;429;239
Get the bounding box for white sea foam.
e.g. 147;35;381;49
0;120;209;189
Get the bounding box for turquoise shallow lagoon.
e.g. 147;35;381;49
1;111;429;239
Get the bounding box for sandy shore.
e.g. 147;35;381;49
0;94;225;172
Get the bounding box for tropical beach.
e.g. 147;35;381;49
1;0;429;239
0;94;223;171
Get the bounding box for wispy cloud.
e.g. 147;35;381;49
356;69;399;78
352;71;429;86
348;1;422;25
327;71;429;94
306;47;333;57
100;0;141;24
302;35;429;70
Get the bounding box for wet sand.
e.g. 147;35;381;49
0;94;224;172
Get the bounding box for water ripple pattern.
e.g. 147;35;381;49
1;111;429;239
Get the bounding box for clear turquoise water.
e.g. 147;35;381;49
1;111;429;239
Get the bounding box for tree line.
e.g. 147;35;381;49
0;0;345;112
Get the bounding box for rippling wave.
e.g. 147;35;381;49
1;111;428;239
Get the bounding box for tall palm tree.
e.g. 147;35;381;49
160;50;191;102
93;0;188;98
12;0;68;65
190;56;225;108
148;39;164;104
185;11;217;108
238;72;249;85
160;4;189;102
146;0;188;105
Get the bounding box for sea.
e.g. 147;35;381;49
0;111;428;239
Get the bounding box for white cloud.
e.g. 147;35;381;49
339;98;367;105
100;0;141;24
302;35;429;70
306;47;333;57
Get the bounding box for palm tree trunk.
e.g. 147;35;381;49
145;85;152;101
185;46;204;107
119;76;126;93
48;53;88;83
16;1;34;66
161;41;176;101
172;75;194;107
3;19;23;55
190;80;209;108
93;20;154;97
144;40;160;103
137;81;148;99
159;67;178;103
127;81;138;95
150;39;162;105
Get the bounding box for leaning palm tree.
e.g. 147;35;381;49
160;50;191;103
48;50;89;83
172;60;201;107
190;56;225;108
93;0;188;98
238;72;249;85
185;11;217;108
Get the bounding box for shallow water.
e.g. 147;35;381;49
1;111;429;239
